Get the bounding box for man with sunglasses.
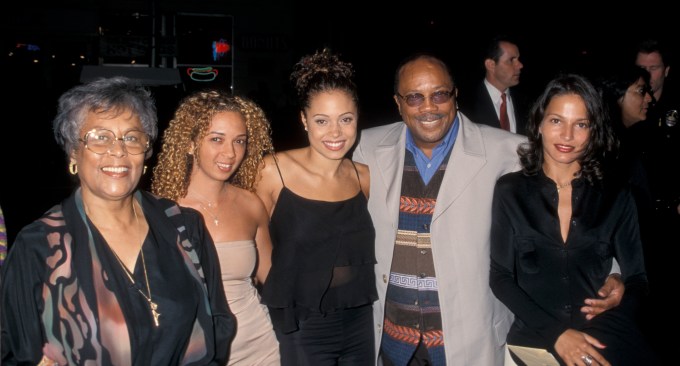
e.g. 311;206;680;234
459;35;528;135
354;54;624;365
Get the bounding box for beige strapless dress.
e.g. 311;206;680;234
215;240;280;365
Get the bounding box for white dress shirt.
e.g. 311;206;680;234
484;79;517;133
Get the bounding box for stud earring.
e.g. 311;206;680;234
304;125;308;131
69;161;78;175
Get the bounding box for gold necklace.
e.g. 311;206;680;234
556;181;572;193
190;191;220;226
109;201;161;327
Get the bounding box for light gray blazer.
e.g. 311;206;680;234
354;113;525;365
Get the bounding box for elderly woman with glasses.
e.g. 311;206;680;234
1;77;234;365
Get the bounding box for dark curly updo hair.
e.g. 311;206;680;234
290;48;357;111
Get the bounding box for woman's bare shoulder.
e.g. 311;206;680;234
275;148;306;165
352;161;369;174
260;149;308;178
258;153;281;183
351;160;371;197
232;186;269;218
260;149;301;172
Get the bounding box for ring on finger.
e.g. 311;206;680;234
581;354;593;365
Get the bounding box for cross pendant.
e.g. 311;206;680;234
214;219;219;226
150;301;161;327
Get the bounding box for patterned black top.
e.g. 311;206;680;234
1;189;234;365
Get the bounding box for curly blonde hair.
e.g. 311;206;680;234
152;90;273;201
291;48;357;111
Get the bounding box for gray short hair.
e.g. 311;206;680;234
53;77;158;156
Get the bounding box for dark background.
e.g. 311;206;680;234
2;1;678;243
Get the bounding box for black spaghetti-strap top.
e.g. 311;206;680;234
261;157;378;333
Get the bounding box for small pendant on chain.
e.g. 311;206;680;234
556;182;572;193
150;301;161;327
197;202;219;226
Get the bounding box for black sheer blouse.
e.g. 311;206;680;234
263;187;378;334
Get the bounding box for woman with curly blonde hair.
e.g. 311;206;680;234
152;90;280;365
256;48;377;365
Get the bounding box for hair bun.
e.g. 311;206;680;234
291;48;354;97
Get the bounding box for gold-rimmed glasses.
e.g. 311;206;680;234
79;128;150;155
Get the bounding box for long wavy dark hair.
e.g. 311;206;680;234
518;74;618;184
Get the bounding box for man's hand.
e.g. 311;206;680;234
580;274;624;320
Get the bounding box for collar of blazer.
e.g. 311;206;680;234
373;115;489;223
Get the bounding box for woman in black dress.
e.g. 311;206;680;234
255;49;377;365
489;74;657;366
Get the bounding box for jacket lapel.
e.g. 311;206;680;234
375;124;406;229
433;114;487;222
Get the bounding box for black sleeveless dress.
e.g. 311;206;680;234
261;158;378;364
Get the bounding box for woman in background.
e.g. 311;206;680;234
598;66;653;133
153;91;279;365
256;49;377;365
596;66;654;220
597;65;667;365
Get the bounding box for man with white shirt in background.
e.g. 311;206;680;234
459;35;528;135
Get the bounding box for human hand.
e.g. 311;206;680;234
37;356;60;366
581;274;624;320
554;329;610;366
39;344;67;366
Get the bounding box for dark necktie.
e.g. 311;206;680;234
500;92;510;131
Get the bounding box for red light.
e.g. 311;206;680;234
212;39;231;62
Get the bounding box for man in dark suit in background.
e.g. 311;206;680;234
634;39;679;213
634;38;679;365
459;35;529;135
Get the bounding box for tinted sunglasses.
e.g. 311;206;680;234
396;89;454;107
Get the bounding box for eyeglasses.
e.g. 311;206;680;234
396;89;454;107
632;86;652;97
79;128;150;155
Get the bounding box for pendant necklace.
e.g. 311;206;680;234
190;190;221;226
110;201;161;327
556;181;572;193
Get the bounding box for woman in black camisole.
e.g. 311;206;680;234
256;48;377;365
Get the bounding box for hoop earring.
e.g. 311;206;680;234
69;161;78;175
143;165;148;175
